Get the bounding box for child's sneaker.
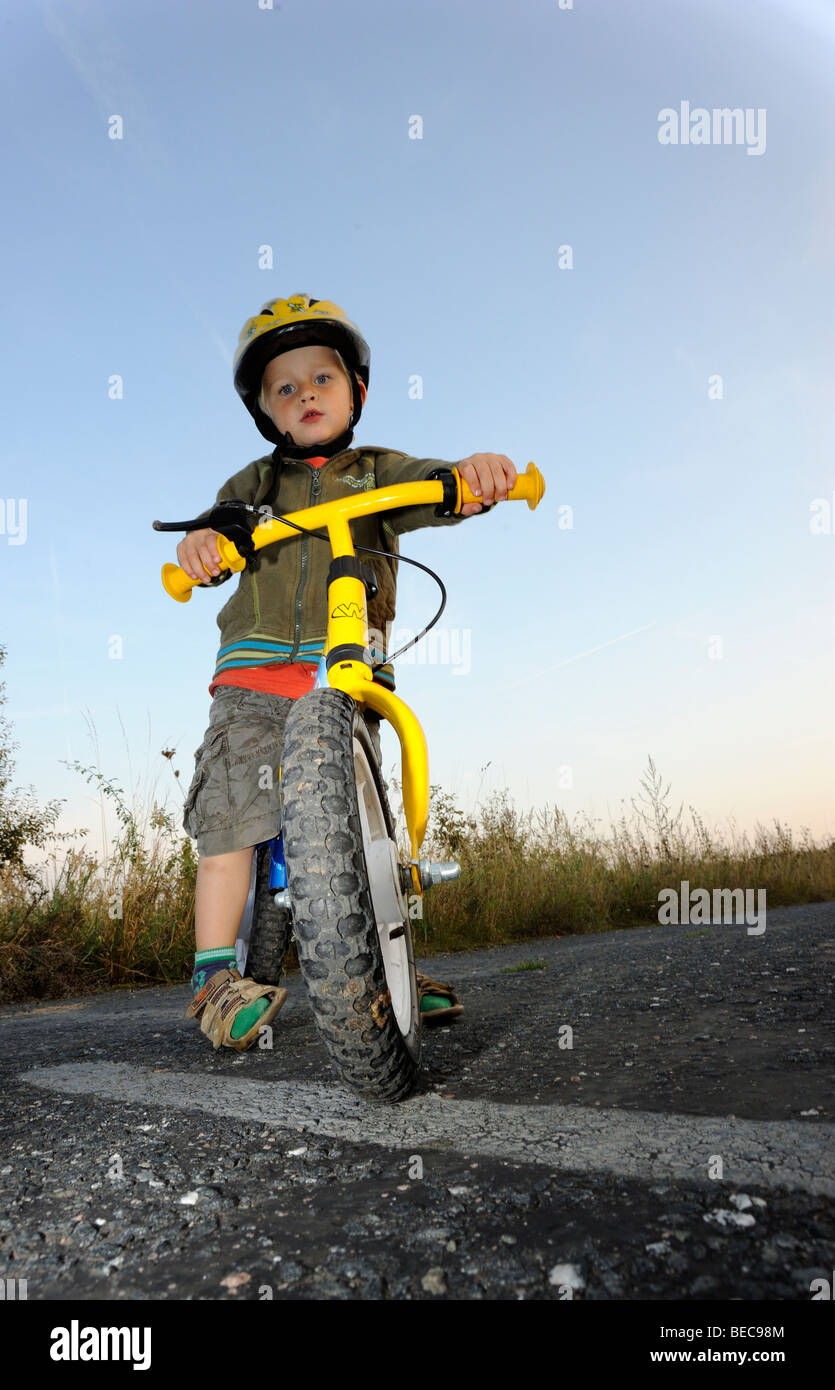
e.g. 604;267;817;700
186;967;287;1050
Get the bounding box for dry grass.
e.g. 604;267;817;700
0;796;198;1003
1;754;832;1005
394;758;835;952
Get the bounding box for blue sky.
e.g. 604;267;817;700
2;0;834;865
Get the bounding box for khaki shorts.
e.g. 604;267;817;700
182;686;383;858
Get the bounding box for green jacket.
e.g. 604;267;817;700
198;445;474;690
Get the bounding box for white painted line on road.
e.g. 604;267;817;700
19;1062;835;1195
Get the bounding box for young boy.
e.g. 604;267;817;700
180;293;517;1050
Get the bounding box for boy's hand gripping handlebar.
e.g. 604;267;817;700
152;499;258;591
154;462;546;603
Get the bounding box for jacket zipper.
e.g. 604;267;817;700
289;463;321;661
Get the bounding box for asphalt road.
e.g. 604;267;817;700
1;902;833;1301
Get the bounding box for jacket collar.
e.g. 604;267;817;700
273;444;360;469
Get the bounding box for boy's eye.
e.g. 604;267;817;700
277;373;330;397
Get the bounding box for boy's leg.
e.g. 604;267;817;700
195;846;253;951
189;845;287;1047
183;691;293;1048
187;834;284;1045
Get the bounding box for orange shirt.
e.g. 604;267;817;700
208;456;329;701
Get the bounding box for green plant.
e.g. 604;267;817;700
0;644;76;885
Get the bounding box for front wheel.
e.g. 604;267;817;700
280;688;420;1101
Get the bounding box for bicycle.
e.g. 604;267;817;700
154;461;545;1101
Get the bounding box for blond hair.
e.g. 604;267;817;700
258;347;353;423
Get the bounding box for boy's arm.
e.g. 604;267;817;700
373;450;494;537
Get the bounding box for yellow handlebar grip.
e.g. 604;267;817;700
160;534;246;603
516;461;546;509
455;461;545;511
161;562;196;603
217;536;246;572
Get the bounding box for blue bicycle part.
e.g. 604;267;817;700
267;830;288;891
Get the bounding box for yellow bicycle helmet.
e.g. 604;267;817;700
233;293;371;453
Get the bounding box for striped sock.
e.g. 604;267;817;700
191;948;237;995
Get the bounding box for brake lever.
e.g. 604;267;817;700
152;499;259;561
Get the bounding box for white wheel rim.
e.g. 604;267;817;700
353;735;414;1037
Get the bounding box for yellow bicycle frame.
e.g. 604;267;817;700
162;462;546;892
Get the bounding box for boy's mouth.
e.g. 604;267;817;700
301;410;322;421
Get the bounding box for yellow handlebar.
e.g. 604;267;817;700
161;461;545;603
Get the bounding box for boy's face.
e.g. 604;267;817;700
261;344;366;447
